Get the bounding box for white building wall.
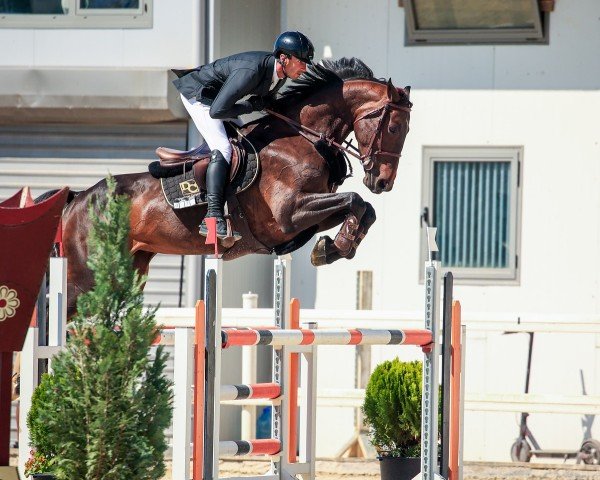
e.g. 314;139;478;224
0;0;200;67
283;0;600;462
285;0;600;90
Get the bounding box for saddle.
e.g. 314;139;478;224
155;144;242;191
149;125;260;211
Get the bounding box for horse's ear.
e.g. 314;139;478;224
387;78;400;102
404;85;411;100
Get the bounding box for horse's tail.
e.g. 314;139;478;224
34;189;80;206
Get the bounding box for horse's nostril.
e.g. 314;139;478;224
376;179;388;192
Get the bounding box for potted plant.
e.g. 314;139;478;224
26;177;173;480
24;373;57;479
362;358;427;480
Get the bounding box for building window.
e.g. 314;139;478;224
421;147;521;283
403;0;552;45
0;0;151;28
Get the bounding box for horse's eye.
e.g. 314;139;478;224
388;125;399;134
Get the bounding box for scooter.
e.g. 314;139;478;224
509;331;600;464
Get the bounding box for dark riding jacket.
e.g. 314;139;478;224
172;51;285;119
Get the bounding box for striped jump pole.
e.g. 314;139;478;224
219;439;282;457
221;327;433;349
220;383;281;401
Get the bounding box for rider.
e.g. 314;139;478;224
172;31;315;239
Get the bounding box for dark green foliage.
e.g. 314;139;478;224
27;176;173;480
27;373;58;460
362;359;423;458
25;374;58;475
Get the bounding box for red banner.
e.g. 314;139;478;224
0;188;69;352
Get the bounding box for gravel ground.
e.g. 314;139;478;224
11;450;600;479
168;458;600;480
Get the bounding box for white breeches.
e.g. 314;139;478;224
180;93;232;162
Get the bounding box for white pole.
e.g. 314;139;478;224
18;327;38;478
172;328;194;480
48;257;67;350
241;293;258;440
458;325;467;480
299;322;317;480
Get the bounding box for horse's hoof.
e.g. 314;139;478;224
221;237;236;249
310;236;329;266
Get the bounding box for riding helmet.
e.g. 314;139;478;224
273;31;314;65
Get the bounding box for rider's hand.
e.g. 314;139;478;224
248;95;265;111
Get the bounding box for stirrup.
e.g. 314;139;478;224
199;217;241;241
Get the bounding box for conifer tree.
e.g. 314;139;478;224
28;176;173;480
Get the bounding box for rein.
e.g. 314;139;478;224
265;101;411;171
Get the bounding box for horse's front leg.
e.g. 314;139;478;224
280;191;374;266
342;202;377;260
310;201;376;266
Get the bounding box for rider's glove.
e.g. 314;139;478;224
247;95;265;112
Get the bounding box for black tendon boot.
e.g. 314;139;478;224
199;150;241;240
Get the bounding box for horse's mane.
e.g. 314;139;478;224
274;57;411;107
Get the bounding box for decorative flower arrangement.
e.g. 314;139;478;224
24;449;54;477
0;285;20;321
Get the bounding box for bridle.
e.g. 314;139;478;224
265;99;411;172
352;101;411;170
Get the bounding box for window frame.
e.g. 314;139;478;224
403;0;549;46
0;0;152;28
420;146;522;285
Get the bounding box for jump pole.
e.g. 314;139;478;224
187;227;462;480
199;263;437;480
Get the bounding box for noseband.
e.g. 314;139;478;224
265;100;411;172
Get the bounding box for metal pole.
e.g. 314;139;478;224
203;257;222;480
441;272;453;478
270;255;291;476
422;262;441;480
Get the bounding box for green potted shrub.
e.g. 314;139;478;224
362;358;427;480
26;177;173;479
24;373;57;479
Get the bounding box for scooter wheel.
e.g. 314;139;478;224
579;439;600;465
510;439;532;462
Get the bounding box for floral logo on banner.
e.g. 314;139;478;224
0;285;20;322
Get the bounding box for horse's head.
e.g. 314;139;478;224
271;58;412;194
352;80;411;194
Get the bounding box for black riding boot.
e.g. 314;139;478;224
199;150;241;239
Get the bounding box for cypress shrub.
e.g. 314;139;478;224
26;176;173;479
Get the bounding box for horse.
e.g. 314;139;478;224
52;58;412;318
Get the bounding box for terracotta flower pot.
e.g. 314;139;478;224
378;456;421;480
